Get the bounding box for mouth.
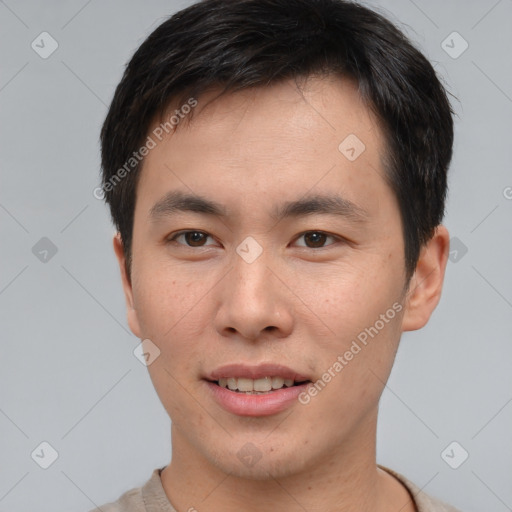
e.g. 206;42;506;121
208;376;312;394
203;363;313;416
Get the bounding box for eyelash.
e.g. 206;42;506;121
166;230;342;249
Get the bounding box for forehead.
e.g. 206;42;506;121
160;75;383;157
136;75;391;220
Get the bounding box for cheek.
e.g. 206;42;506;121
145;361;207;440
131;258;213;338
295;253;405;339
131;264;214;403
293;258;405;409
299;311;403;445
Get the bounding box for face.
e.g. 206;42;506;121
115;75;425;480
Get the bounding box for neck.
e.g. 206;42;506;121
161;415;414;512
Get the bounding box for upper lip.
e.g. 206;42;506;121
206;363;311;382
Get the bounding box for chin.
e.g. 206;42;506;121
203;440;315;481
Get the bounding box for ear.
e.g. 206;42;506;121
113;233;142;338
401;225;450;332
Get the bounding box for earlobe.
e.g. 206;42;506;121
401;225;450;332
113;233;142;338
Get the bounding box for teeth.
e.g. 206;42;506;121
254;377;272;392
271;376;284;389
237;378;253;392
217;376;300;392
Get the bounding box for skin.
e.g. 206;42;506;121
113;75;449;512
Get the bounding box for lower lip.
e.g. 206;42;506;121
205;381;309;417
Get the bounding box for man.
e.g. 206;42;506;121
95;0;460;510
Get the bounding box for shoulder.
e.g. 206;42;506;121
88;468;166;512
379;465;463;512
90;487;146;512
88;486;144;512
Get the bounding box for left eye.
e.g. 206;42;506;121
294;231;338;248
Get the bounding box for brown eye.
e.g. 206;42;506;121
296;231;337;248
169;231;215;247
304;232;327;248
184;231;207;246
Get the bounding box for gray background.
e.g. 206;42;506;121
1;0;511;510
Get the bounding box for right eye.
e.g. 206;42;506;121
167;230;219;248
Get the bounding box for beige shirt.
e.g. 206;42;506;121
91;465;462;512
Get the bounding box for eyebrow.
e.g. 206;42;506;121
148;190;368;224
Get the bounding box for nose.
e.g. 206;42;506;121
213;247;294;342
